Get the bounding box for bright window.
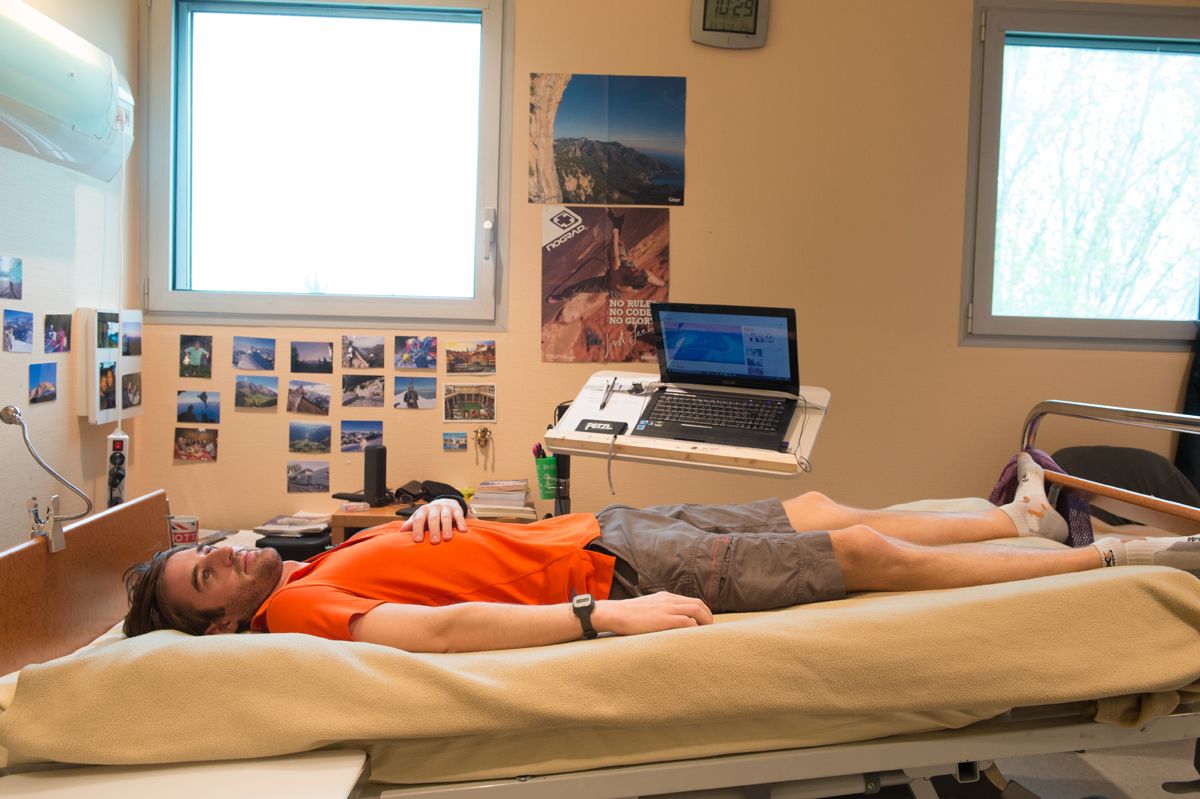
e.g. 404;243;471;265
144;0;505;322
965;3;1200;344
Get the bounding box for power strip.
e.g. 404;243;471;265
107;431;129;507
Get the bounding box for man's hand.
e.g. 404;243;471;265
593;592;713;635
400;498;469;544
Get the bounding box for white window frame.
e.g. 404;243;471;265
140;0;508;325
962;1;1200;347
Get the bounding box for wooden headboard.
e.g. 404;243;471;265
0;491;170;675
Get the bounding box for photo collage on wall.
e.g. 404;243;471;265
528;73;684;363
174;330;501;491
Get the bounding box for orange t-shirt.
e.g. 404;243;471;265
251;513;613;641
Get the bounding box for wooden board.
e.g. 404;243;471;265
0;491;170;675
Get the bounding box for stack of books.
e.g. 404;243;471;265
469;479;537;522
254;511;331;537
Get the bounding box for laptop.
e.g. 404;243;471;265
631;303;800;451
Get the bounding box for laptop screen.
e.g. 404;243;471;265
650;303;799;395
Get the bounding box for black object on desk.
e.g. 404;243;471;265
256;533;331;560
553;453;571;516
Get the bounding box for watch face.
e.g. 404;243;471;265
572;594;590;608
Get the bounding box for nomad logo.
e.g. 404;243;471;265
545;208;586;250
576;419;629;435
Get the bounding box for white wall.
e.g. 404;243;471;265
0;0;139;551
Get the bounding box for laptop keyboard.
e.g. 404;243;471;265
646;392;787;431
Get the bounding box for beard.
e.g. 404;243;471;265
228;548;284;631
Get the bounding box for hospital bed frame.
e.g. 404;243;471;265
2;401;1198;799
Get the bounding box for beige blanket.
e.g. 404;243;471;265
1;563;1198;785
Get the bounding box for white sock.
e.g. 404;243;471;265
1093;535;1200;576
999;453;1068;543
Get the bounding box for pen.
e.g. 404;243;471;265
599;377;616;411
532;443;546;459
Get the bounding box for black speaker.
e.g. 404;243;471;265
364;444;390;506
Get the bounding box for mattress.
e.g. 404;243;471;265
1;550;1197;786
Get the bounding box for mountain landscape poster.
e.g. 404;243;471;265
529;73;685;206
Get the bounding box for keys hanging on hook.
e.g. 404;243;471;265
473;426;492;449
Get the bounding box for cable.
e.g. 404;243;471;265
113;107;130;434
606;434;619;494
793;394;812;473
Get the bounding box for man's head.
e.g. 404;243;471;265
123;544;283;637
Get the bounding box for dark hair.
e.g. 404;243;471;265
123;546;225;637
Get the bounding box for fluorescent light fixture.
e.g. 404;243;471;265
0;0;134;180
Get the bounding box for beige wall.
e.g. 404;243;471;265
4;0;1196;546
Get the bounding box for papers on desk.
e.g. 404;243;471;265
254;511;331;537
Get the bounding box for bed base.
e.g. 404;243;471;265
368;702;1200;799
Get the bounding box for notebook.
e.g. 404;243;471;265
631;303;800;451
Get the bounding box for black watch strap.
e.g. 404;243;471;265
571;593;597;639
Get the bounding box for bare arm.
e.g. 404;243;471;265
349;592;714;653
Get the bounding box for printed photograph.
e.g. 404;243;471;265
393;376;437;409
3;309;33;353
28;362;56;404
287;460;330;493
291;340;334;374
446;340;496;374
44;314;71;353
235;375;279;408
341;420;383;452
98;361;116;410
342;335;385;369
177;390;220;424
0;255;22;299
289;421;331;454
287;379;331;415
395;335;437;369
443;431;468;451
443;383;496;422
174;428;218;462
342;374;386;407
180;335;213;378
232;335;276;370
97;311;119;349
122;372;142;408
541;205;668;363
121;321;142;356
529;73;686;206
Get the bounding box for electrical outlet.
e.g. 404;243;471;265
106;431;129;507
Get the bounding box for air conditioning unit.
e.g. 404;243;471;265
0;0;134;181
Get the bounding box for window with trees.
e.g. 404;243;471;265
965;3;1200;345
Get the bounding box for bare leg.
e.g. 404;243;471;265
830;525;1103;592
783;491;1020;545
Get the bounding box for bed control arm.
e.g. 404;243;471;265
1021;400;1200;532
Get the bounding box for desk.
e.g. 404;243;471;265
545;370;830;477
330;503;408;544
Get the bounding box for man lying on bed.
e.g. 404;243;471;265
123;455;1198;653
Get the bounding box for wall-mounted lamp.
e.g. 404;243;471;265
0;0;134;180
1;405;93;552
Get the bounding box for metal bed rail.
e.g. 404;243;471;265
1020;400;1200;532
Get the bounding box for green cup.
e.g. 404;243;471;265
535;456;557;500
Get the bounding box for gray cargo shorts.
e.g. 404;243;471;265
592;498;846;612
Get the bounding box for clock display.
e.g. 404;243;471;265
703;0;758;35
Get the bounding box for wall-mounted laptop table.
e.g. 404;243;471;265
545;370;830;477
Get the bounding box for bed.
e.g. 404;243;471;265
1;400;1198;799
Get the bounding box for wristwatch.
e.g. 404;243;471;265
571;593;598;639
